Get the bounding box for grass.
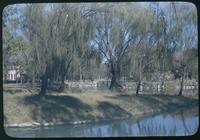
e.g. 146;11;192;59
3;84;199;126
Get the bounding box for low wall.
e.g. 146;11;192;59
64;80;198;93
65;81;98;89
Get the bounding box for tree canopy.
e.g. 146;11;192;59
3;2;198;95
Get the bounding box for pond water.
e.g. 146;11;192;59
5;107;199;138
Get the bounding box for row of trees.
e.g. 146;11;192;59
3;2;198;96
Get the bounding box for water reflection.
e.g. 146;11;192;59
5;108;198;137
134;109;198;136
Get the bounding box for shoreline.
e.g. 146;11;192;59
3;86;198;129
4;104;198;128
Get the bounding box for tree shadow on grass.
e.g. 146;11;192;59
3;84;40;94
104;94;198;111
97;101;131;120
23;95;93;123
3;89;23;94
138;95;198;109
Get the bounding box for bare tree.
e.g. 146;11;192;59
93;3;143;90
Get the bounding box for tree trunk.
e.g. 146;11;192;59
109;62;122;90
59;59;72;92
136;80;141;96
59;74;66;92
39;73;48;96
3;73;7;84
31;76;35;87
136;59;143;96
178;76;184;96
15;74;18;84
20;77;23;84
158;77;164;94
160;80;164;94
80;66;82;81
109;73;118;89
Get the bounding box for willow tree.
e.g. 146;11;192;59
3;5;29;83
3;6;15;80
92;3;143;90
170;2;197;96
20;3;97;95
130;5;155;95
20;4;66;95
21;4;54;95
48;4;87;91
148;3;170;94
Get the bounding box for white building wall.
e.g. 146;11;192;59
7;69;20;81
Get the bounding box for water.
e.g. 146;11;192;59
5;107;199;138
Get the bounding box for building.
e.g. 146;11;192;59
4;65;22;82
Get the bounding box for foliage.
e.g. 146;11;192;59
3;2;198;95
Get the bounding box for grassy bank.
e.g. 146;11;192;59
3;84;198;127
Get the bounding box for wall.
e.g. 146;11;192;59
64;79;198;93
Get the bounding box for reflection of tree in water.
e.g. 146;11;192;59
110;122;122;136
7;108;198;137
180;110;190;135
93;121;126;136
115;122;129;136
104;120;139;136
89;126;94;136
78;124;92;137
136;118;177;136
35;127;47;137
168;125;177;136
97;128;102;137
135;110;198;136
107;124;112;135
122;123;129;136
180;110;198;135
127;122;133;135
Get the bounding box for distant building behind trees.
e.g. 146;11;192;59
3;65;26;83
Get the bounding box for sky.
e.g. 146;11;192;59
3;2;197;50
